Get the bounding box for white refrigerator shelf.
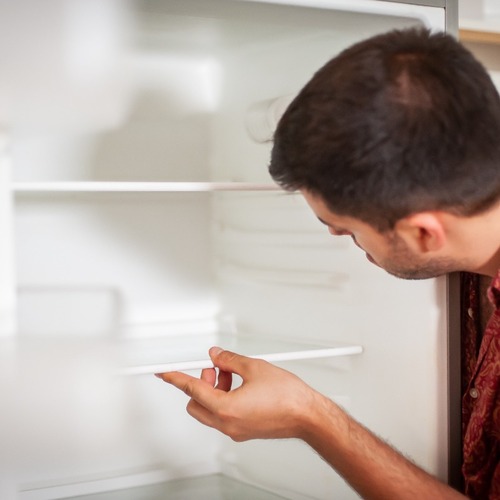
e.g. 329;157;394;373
61;473;289;500
117;333;363;375
12;181;281;193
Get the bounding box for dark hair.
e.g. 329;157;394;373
269;28;500;231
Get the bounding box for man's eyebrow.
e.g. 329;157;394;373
317;216;346;233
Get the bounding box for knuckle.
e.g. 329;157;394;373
218;350;237;364
230;433;246;442
217;402;236;422
253;358;268;370
186;400;196;415
181;380;195;398
216;405;246;441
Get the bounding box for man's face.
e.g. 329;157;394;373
300;189;460;280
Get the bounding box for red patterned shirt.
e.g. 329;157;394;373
462;269;500;499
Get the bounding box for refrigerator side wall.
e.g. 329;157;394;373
210;2;452;498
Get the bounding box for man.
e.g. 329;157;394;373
156;28;500;498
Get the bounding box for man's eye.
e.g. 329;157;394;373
329;227;351;236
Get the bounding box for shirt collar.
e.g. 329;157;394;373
488;268;500;309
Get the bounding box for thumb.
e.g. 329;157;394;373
209;347;253;377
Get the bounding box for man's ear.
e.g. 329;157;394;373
394;212;447;253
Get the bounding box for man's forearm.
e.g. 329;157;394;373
301;393;465;500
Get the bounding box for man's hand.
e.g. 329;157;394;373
155;346;319;442
156;346;466;499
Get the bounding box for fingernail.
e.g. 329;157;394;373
154;373;163;379
211;346;223;356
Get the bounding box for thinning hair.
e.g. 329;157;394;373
270;28;500;231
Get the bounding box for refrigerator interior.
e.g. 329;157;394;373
1;1;455;499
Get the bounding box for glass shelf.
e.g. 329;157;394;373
117;332;363;375
12;182;281;193
63;474;288;500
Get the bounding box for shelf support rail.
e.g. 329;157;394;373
0;130;17;338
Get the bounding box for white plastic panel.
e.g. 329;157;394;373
8;0;452;498
0;0;131;131
15;195;217;328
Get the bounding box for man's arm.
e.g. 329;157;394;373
156;347;465;500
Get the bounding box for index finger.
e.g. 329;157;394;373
155;371;223;412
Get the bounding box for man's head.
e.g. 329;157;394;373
270;28;500;278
